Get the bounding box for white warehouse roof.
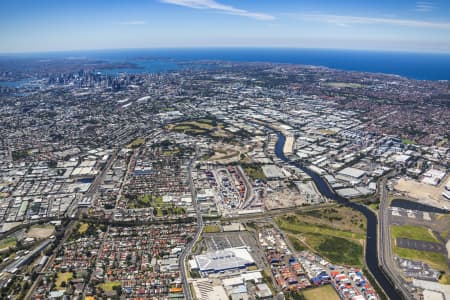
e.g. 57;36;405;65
194;247;255;273
338;167;366;179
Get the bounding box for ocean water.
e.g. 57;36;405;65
0;78;33;88
4;48;450;80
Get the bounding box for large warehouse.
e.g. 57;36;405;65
191;247;255;274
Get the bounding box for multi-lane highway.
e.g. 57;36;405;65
180;150;203;300
378;178;412;300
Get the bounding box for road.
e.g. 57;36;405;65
24;220;77;300
114;148;138;208
180;148;203;300
25;151;117;299
378;178;413;300
85;150;118;199
235;165;255;209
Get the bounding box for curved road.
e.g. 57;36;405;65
274;132;404;300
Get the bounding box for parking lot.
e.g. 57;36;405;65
390;207;433;221
396;257;441;282
204;232;248;250
396;238;446;253
202;231;269;271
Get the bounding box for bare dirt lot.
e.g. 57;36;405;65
26;225;55;239
394;177;449;209
264;187;307;209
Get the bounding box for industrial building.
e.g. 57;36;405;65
191;247;255;274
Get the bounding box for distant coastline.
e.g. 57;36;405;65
2;48;450;80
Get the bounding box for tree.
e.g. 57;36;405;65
112;284;122;296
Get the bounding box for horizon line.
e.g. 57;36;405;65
2;46;450;56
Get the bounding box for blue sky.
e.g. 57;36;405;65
1;0;450;53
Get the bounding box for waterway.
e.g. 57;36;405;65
274;132;402;300
391;199;449;214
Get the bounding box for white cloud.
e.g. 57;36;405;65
415;1;434;12
290;13;450;30
160;0;275;21
114;20;148;25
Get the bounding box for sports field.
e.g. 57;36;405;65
303;285;339;300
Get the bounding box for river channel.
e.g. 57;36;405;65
274;132;402;300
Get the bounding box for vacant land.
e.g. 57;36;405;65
0;237;17;251
206;143;252;163
126;194;153;209
209;148;239;161
391;226;450;284
395;178;448;207
303;233;363;266
98;281;121;292
78;223;89;234
324;82;363;89
318;129;337;135
264;186;306;210
402;138;416;145
167;118;233;139
128;137;145;148
244;165;266;181
396;247;448;272
287;234;307;252
391;225;439;243
126;194;186;216
302;284;340;300
203;225;221;233
277;211;365;239
368;202;379;212
277;212;364;266
278;218;364;240
26;224;55;239
55;272;73;290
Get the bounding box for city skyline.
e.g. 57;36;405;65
1;0;450;53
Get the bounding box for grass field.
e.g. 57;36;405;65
55;272;73;289
391;225;439;243
0;237;17;251
439;274;450;284
244;165;266;181
391;227;450;284
185;121;214;130
277;217;365;240
128;137;145;148
395;247;448;271
78;223;89;234
287;234;307;252
324;82;363;89
368;203;379;211
294;207;367;234
167;118;234;140
304;233;363;266
127;195;186;216
203;225;221;233
402;138;416;145
98;281;121;292
162;148;180;156
277;213;364;266
31;224;54;229
302;284;339;300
